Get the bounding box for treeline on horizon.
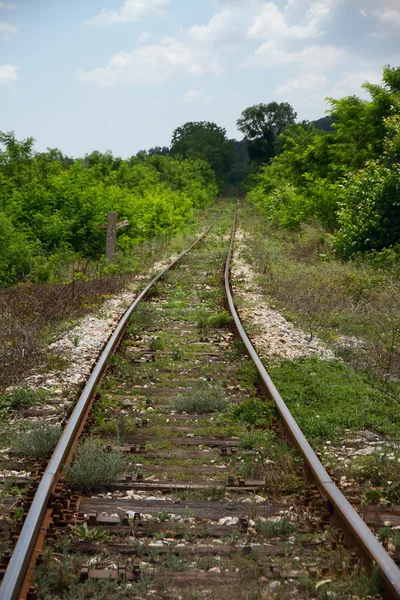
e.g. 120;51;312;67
1;64;399;287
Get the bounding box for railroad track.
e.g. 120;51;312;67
1;206;400;600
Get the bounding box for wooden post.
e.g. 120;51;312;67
106;211;117;264
98;214;129;264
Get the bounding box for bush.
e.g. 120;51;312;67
64;438;126;491
173;384;228;414
14;423;61;459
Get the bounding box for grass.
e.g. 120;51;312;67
229;397;275;428
240;200;400;403
173;383;228;414
267;357;400;439
13;423;61;459
255;518;298;540
64;437;126;492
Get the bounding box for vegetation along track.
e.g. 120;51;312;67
1;204;400;600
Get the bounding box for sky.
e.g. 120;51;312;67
0;0;399;158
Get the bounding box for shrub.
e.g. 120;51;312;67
173;383;228;414
14;423;61;459
64;438;126;491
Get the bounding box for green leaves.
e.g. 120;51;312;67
0;137;218;287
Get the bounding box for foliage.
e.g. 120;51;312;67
0;134;218;286
64;438;126;491
13;423;61;459
170;121;235;189
247;65;400;256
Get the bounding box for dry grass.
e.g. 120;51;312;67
0;276;127;388
240;201;400;399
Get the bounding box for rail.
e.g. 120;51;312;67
224;206;400;600
0;211;221;600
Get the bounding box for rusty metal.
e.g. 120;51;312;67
224;206;400;599
0;212;222;600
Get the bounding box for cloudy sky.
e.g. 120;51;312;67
1;0;399;157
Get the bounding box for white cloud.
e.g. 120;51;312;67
137;31;152;44
358;0;400;33
0;64;18;84
327;70;383;98
88;0;169;25
188;7;244;44
182;90;214;105
247;0;338;40
275;72;327;95
78;38;223;86
239;42;346;71
0;20;17;39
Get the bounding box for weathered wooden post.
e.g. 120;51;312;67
106;211;117;264
98;212;130;265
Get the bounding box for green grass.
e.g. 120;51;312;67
268;357;400;439
229;397;275;428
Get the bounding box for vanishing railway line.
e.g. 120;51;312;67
1;206;400;600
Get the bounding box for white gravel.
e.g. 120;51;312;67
231;229;334;361
20;253;180;401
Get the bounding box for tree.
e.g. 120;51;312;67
170;121;235;189
237;102;297;164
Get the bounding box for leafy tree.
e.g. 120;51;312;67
170;121;235;189
237;102;297;164
246;65;400;253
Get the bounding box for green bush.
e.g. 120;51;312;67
14;423;61;459
64;438;126;491
173;384;228;414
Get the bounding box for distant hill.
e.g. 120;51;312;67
312;116;333;132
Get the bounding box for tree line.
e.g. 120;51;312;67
1;64;399;287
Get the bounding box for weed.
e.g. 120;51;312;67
117;416;127;444
127;304;155;335
174;383;228;414
196;555;219;570
239;430;267;450
150;336;165;351
154;511;172;522
164;552;188;571
64;438;126;492
0;387;48;417
230;397;275;428
209;310;232;329
256;518;298;540
13;423;61;459
172;346;183;361
68;522;109;542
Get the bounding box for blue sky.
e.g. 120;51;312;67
1;0;399;157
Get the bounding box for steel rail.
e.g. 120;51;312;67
0;211;222;600
225;207;400;600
